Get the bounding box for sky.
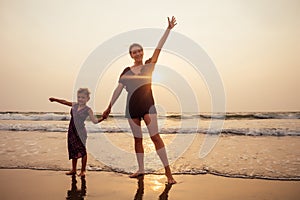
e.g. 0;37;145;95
0;0;299;113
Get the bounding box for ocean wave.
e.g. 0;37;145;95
221;128;300;136
0;113;70;121
0;123;299;136
199;112;300;120
0;123;69;132
0;112;299;121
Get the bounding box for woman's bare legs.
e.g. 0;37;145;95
128;118;145;177
144;113;176;184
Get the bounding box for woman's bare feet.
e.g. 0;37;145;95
129;171;144;178
167;176;177;184
78;171;86;177
65;170;76;176
165;172;177;184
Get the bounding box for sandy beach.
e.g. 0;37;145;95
1;129;300;180
1;169;299;200
0;128;300;199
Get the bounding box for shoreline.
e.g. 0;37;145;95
1;168;300;200
1;166;300;182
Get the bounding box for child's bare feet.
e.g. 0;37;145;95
65;170;76;176
78;171;86;177
129;171;144;178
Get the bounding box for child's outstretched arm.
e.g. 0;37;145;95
88;109;104;124
49;97;73;107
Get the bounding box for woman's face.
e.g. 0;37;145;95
130;46;144;62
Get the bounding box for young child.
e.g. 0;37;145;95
49;88;103;177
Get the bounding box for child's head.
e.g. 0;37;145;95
77;88;90;105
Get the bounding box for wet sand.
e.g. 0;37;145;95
1;129;300;199
1;169;299;200
1;130;300;179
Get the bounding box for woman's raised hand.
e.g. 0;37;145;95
167;16;177;30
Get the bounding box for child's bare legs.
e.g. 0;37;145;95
144;114;176;184
78;155;87;177
66;158;77;175
128;118;145;178
66;154;87;176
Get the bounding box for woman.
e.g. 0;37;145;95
103;16;177;184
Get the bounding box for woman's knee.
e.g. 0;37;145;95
134;137;143;145
150;134;161;143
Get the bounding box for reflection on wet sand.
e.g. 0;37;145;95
66;175;87;200
134;175;144;200
159;184;173;200
134;175;173;200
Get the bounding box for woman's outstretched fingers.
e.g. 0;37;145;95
168;16;177;29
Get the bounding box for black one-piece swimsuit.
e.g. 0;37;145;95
119;64;157;120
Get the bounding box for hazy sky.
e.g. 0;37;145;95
1;0;299;113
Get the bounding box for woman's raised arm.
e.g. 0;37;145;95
149;16;177;64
